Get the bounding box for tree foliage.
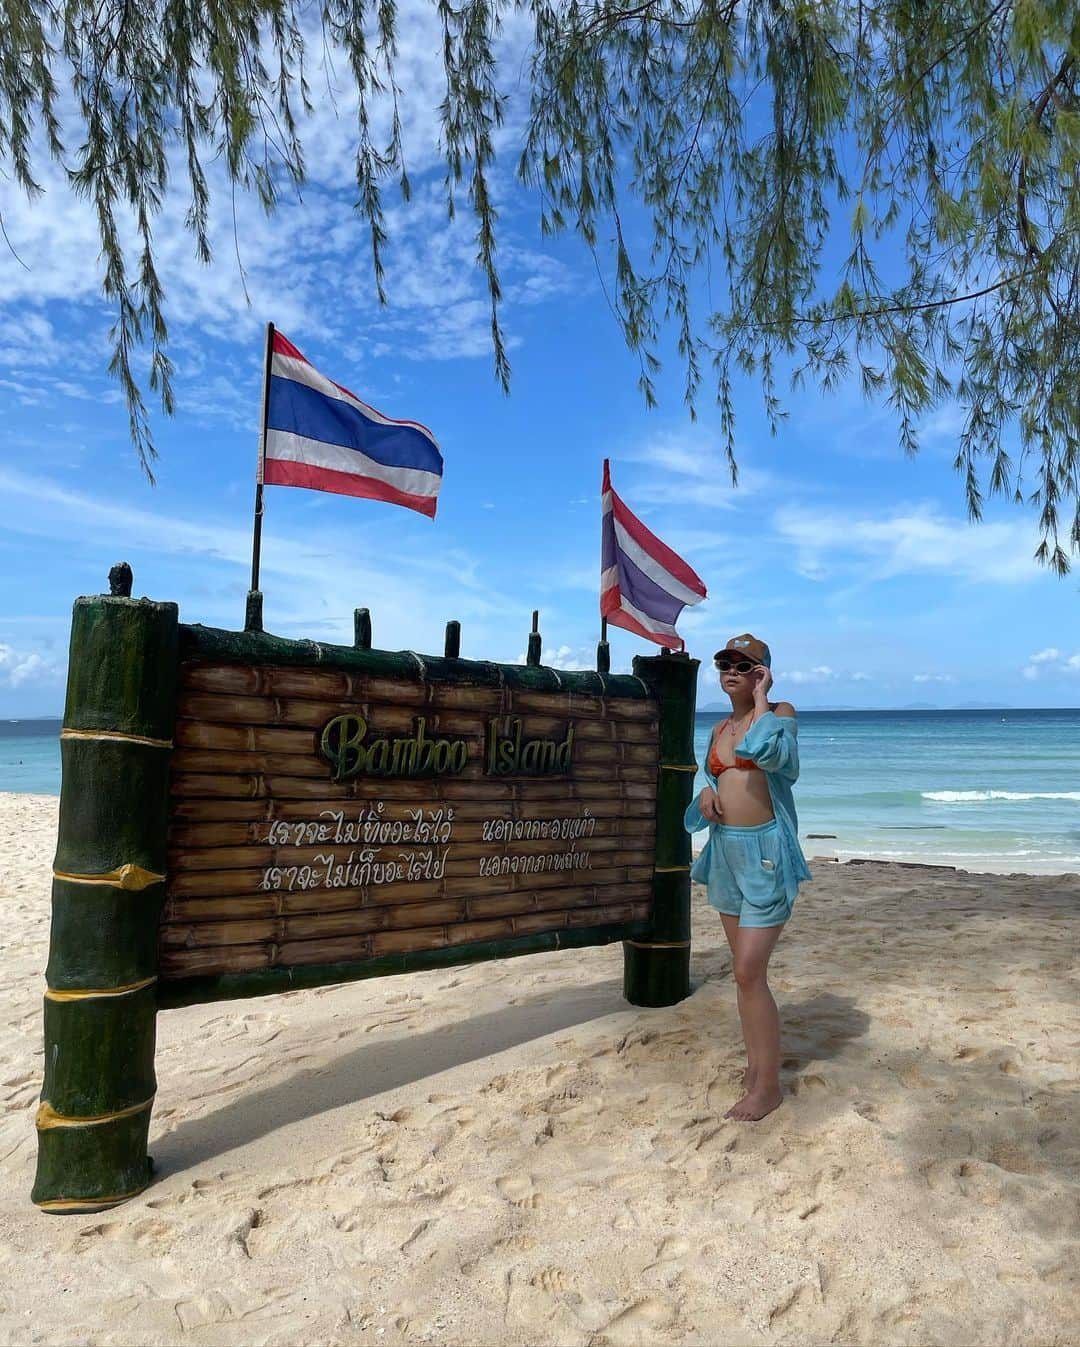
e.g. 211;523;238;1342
2;0;1079;569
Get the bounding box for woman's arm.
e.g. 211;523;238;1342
736;706;800;781
685;783;722;831
739;671;800;781
684;725;723;830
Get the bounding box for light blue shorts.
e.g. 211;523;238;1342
706;820;792;928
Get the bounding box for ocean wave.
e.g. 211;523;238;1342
922;790;1080;803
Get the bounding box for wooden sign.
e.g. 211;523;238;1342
34;589;698;1215
161;662;660;981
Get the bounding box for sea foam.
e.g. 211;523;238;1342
922;790;1080;803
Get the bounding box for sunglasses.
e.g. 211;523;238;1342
714;657;761;674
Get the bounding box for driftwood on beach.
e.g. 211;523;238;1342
33;585;699;1215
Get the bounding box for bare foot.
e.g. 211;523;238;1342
724;1086;783;1122
742;1066;757;1091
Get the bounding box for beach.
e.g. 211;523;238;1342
2;791;1078;1346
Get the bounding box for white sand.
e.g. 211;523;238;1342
1;792;1078;1346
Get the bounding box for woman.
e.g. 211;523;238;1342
684;634;811;1121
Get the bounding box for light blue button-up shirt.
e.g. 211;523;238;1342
683;710;812;903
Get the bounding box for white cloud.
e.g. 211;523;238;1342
510;643;600;671
919;402;967;444
621;433;774;511
0;467;527;656
1022;650;1080;679
913;672;955;683
772;504;1046;584
0;10;581;427
785;666;837;684
0;644;61;688
775;666;878;686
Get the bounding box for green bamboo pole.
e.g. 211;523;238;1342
623;650;699;1007
33;589;179;1214
245;591;264;633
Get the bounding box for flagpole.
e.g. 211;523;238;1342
247;321;274;631
598;459;611;673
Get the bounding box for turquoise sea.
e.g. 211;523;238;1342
0;720;62;795
693;708;1080;874
2;710;1078;873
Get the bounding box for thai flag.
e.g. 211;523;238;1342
600;459;707;651
263;331;443;518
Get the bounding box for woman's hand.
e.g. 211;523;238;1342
698;787;723;823
752;665;773;706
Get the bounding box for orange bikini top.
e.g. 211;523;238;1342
707;717;761;776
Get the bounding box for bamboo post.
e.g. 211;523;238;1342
623;650;699;1007
444;620;461;659
245;591;263;633
108;562;132;598
33;588;179;1213
354;608;372;650
527;610;541;666
596;617;610;673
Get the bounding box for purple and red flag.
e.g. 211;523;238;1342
600;459;707;650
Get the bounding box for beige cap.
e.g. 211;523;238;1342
714;634;771;668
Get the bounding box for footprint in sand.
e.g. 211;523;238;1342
461;1232;537;1274
145;1170;243;1210
173;1292;233;1332
922;1157;1005;1205
985;1141;1041;1175
790;1073;830;1096
530;1267;572;1295
228;1208;264;1259
894;1063;934;1090
496;1174;542;1208
644;1236;691;1272
704;1071;745;1116
398;1219;434;1253
77;1216;170;1246
769;1282;818;1325
600;1297;677;1346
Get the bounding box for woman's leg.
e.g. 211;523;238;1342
725;923;785;1121
717;913;755;1088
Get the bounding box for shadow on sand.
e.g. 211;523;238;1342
151;973;633;1176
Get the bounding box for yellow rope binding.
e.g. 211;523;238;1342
52;865;165;891
45;975;157;1003
60;729;173;749
36;1096;155;1130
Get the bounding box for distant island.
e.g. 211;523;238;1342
697;702;1019;713
0;717;64;736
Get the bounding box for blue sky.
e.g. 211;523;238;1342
1;14;1078;717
